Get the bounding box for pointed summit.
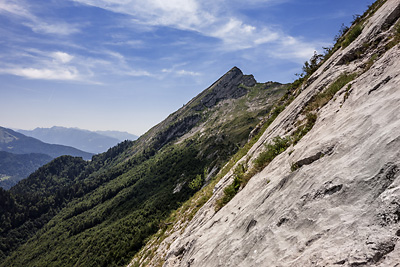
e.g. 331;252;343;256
229;66;242;74
192;66;256;111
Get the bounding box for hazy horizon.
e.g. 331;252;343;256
10;125;138;136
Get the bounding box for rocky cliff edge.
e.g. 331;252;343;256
131;0;400;266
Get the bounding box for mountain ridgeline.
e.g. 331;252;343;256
0;67;287;266
17;127;138;154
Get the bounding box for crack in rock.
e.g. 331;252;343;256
368;76;391;95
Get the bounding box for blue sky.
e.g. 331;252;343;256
0;0;373;135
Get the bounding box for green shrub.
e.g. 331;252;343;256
290;162;299;172
342;24;363;48
385;20;400;50
292;112;317;145
215;164;245;211
254;136;291;172
189;174;203;191
305;73;357;113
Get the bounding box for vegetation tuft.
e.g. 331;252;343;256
304;73;358;113
215;164;246;210
341;24;363;48
292;112;317;145
253;136;291;172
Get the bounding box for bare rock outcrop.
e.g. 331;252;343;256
158;0;400;266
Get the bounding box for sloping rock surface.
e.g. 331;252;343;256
160;1;400;266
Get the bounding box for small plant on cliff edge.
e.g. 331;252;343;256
386;20;400;50
215;163;246;211
292;112;317;145
297;51;324;79
290;162;299;172
253;136;291;172
342;24;363;48
305;72;358;113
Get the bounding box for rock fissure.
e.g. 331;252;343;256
368;75;391;94
293;146;335;170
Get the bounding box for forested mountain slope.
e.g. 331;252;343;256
0;151;52;190
0;67;287;266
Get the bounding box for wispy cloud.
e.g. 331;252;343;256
0;0;31;18
26;21;80;35
0;47;154;82
0;0;81;35
176;70;201;76
71;0;316;60
0;50;83;81
125;70;152;77
1;67;80;80
162;68;201;76
52;52;74;63
105;39;144;48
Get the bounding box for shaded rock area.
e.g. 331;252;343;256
151;114;202;152
293;145;334;170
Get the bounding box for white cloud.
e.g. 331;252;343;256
125;70;152;77
0;0;32;18
27;22;80;35
0;48;86;81
0;44;154;81
71;0;263;46
254;33;280;45
272;36;320;60
106;40;143;47
52;52;74;63
162;67;201;76
1;67;80;80
73;0;209;30
176;69;201;76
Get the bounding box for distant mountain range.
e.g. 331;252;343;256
17;126;138;154
95;130;138;142
0;126;93;189
0;127;93;159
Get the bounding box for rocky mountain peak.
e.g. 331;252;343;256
192;66;256;111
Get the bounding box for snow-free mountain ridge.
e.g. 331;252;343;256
18;126;138;154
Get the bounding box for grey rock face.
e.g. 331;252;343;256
154;1;400;266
